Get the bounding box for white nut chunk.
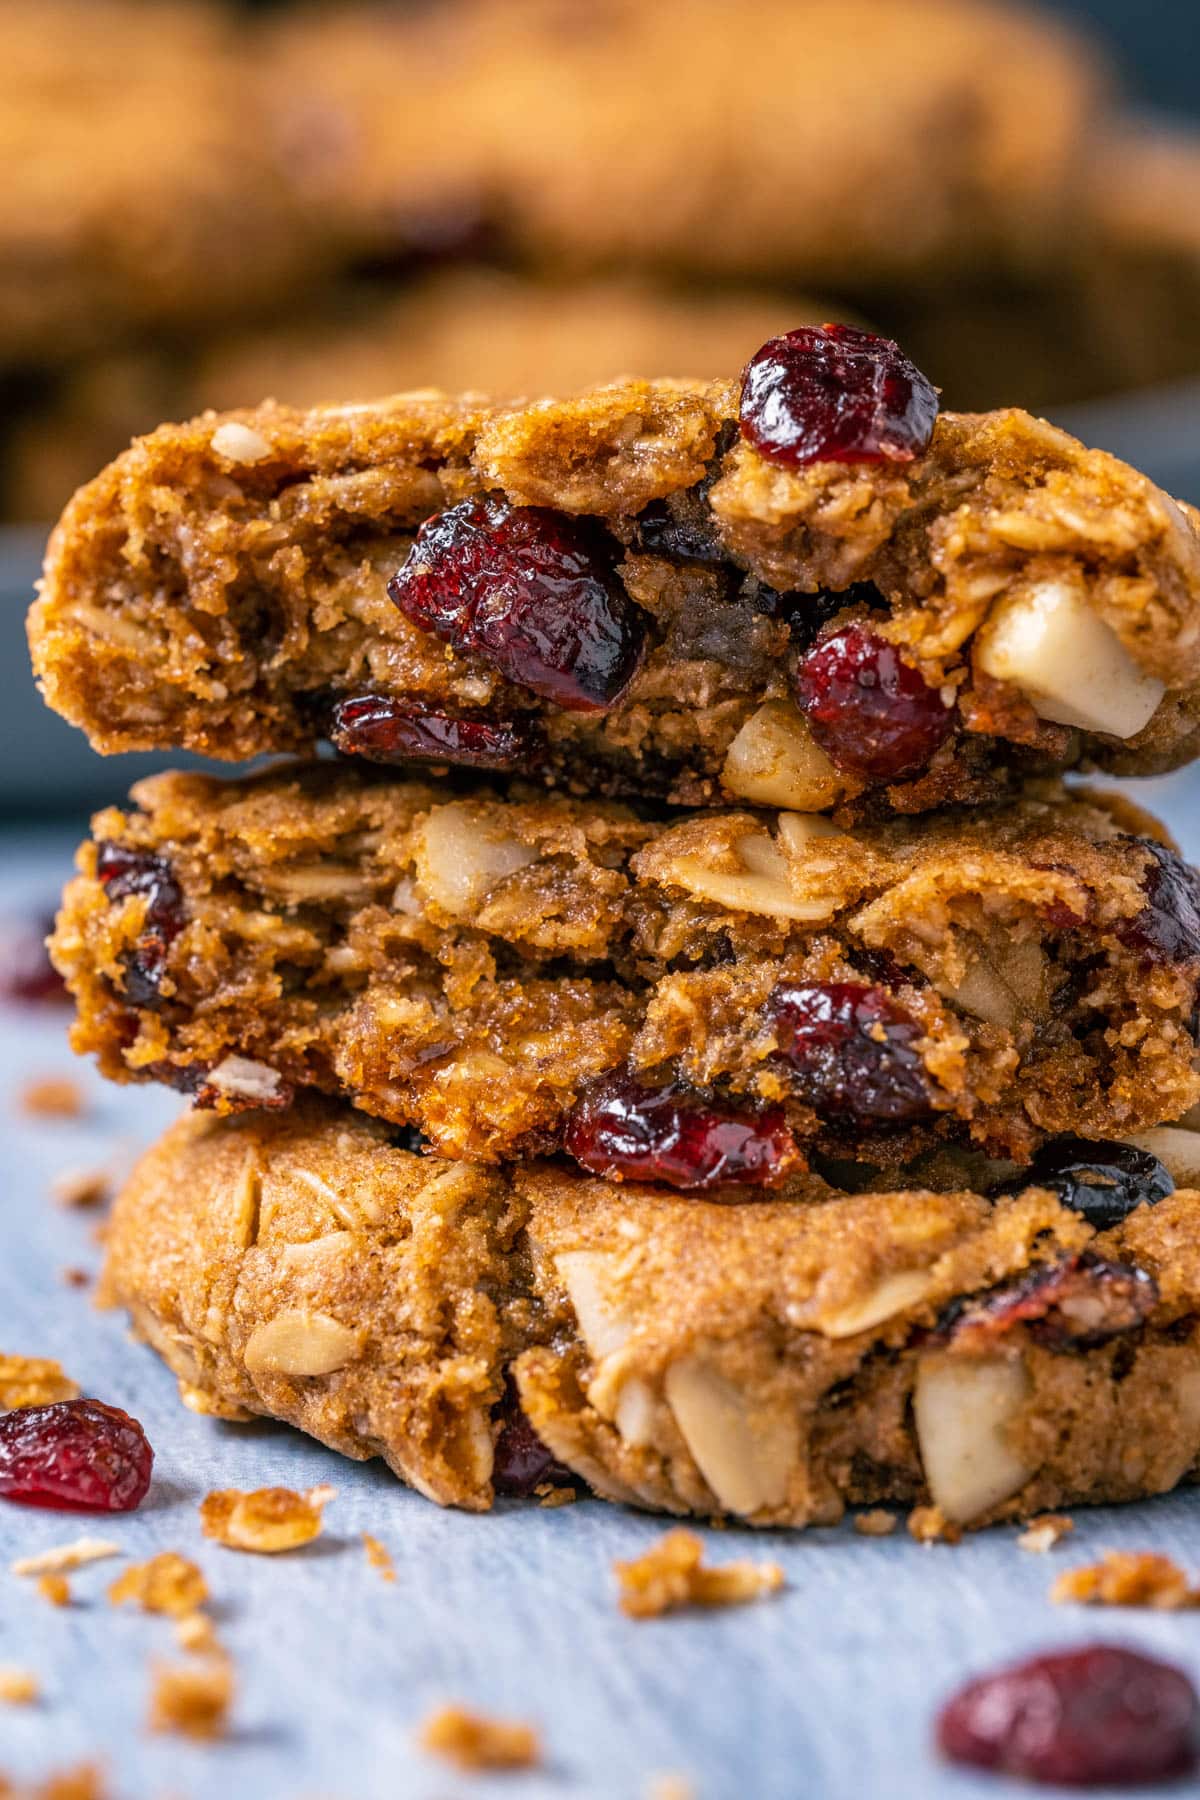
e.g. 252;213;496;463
665;813;845;922
722;701;846;810
946;936;1052;1031
817;1267;935;1339
913;1353;1034;1523
976;578;1164;739
415;803;537;919
1126;1126;1200;1189
664;1357;798;1516
243;1309;361;1377
210;421;272;464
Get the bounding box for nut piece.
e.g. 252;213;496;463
722;700;846;810
418;1703;541;1772
199;1484;333;1553
666;816;843;922
948;937;1051;1031
913;1353;1034;1524
1127;1126;1200;1189
614;1528;784;1618
415;803;538;919
555;1251;635;1359
204;1056;288;1105
0;1354;79;1410
976;578;1164;739
663;1357;797;1516
11;1537;120;1576
210;421;271;463
817;1267;935;1339
242;1309;360;1376
148;1659;233;1740
109;1552;208;1617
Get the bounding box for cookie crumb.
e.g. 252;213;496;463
645;1777;696;1800
35;1767;107;1800
51;1167;112;1210
37;1574;71;1608
614;1528;785;1620
199;1484;333;1553
109;1552;208;1617
907;1505;962;1545
1051;1549;1199;1610
0;1668;40;1705
418;1703;540;1771
535;1482;577;1508
60;1268;91;1290
174;1612;222;1657
19;1077;84;1119
854;1509;898;1538
13;1537;120;1576
148;1659;233;1739
1018;1514;1074;1554
362;1534;395;1583
0;1354;80;1411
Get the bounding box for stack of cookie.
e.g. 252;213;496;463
29;326;1200;1531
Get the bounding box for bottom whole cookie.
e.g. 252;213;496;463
99;1099;1200;1530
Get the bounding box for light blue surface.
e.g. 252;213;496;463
2;778;1200;1800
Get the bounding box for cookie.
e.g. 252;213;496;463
29;344;1200;811
52;763;1200;1171
269;0;1103;288
98;1096;1200;1529
0;0;310;365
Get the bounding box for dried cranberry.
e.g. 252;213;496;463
793;624;955;782
1118;843;1200;965
0;913;67;1004
0;1398;153;1512
632;498;728;568
564;1075;799;1192
96;842;184;1008
388;496;646;712
995;1136;1174;1229
768;982;932;1127
739;325;938;468
937;1252;1157;1354
937;1644;1198;1786
329;693;539;772
492;1380;573;1497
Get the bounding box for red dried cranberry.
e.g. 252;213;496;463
937;1252;1157;1354
0;913;67;1004
388;496;646;712
739;325;938;469
96;842;184;1008
994;1136;1174;1228
492;1380;573;1497
564;1075;798;1192
1118;843;1200;965
0;1398;153;1512
768;982;932;1128
793;624;955;781
937;1644;1198;1786
329;693;539;772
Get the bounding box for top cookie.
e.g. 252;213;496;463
270;0;1104;287
30;330;1200;817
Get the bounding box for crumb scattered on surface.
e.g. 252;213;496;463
1018;1514;1075;1554
418;1703;541;1772
907;1505;963;1545
12;1537;121;1576
109;1552;208;1617
0;1354;80;1411
19;1077;84;1119
645;1777;696;1800
854;1509;898;1538
174;1612;222;1657
51;1167;112;1210
614;1528;785;1620
60;1268;90;1289
0;1668;40;1705
536;1483;577;1508
37;1574;71;1608
200;1484;334;1553
148;1659;233;1739
362;1534;395;1583
31;1768;107;1800
1051;1549;1199;1610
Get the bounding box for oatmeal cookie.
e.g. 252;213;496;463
269;0;1104;287
0;0;310;364
98;1097;1200;1530
52;764;1200;1171
29;346;1200;811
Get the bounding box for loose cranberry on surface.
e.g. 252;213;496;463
739;324;939;469
994;1136;1174;1229
937;1644;1199;1786
793;623;955;782
329;693;539;773
564;1075;799;1192
0;913;67;1004
96;842;185;1008
0;1398;154;1512
1118;843;1200;965
492;1380;573;1498
768;982;932;1128
388;496;647;712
